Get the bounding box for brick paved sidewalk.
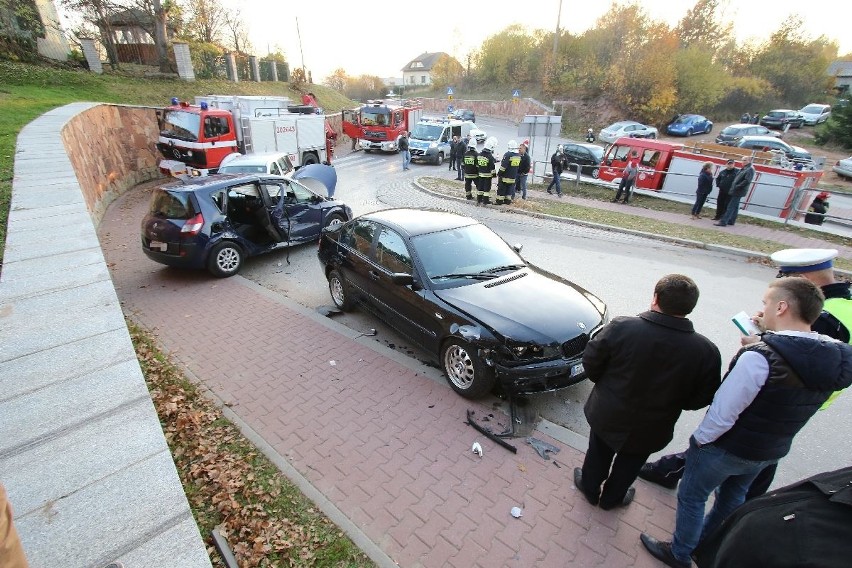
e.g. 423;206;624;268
101;185;677;567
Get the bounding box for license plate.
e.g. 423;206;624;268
150;240;168;252
570;363;584;377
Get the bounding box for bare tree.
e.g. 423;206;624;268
61;0;122;68
223;8;251;54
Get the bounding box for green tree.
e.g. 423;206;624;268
430;53;463;89
675;0;733;54
475;24;537;86
179;0;224;44
323;67;347;92
674;45;730;112
748;16;837;105
0;0;45;61
815;103;852;150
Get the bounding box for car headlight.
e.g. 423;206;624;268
186;150;194;157
429;142;437;148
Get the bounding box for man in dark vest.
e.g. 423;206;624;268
640;277;852;568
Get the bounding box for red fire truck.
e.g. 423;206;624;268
156;94;335;176
341;100;423;152
597;137;823;220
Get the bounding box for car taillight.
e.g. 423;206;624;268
180;213;204;236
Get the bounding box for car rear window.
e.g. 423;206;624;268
149;188;197;219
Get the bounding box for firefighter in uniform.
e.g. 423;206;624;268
476;137;497;205
496;140;521;205
463;138;479;200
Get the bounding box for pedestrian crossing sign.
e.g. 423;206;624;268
512;89;521;98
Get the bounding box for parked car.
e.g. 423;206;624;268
561;143;604;178
317;208;608;399
142;171;351;277
598;121;658;144
833;156;852;179
451;108;476;122
715;124;780;145
217;152;295;177
735;135;813;164
470;127;487;143
797;103;832;125
666;114;713;136
759;109;804;129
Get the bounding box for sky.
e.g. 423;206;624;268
57;0;849;82
215;0;850;82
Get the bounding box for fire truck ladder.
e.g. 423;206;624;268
239;116;253;155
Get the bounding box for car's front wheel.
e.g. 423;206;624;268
324;212;346;229
328;269;353;311
591;167;600;179
705;124;713;133
207;241;243;278
435;152;444;166
441;339;495;399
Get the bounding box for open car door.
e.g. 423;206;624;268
341;108;361;139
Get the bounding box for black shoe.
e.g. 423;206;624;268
611;198;618;202
638;463;680;489
573;468;599;506
547;189;553;194
600;486;635;510
640;534;691;568
714;222;726;226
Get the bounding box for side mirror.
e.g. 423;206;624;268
513;244;524;254
391;273;414;286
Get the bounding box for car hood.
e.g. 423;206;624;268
292;164;337;197
434;269;604;344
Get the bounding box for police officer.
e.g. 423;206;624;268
462;137;479;200
496;140;521;205
476;137;498;205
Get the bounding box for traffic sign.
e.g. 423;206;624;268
447;87;454;96
448;105;454;113
512;89;521;98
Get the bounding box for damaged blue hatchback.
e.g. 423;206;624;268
317;208;609;399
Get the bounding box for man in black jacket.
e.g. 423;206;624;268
640;278;852;568
715;156;754;227
712;159;738;221
574;274;721;510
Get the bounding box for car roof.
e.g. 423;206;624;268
767;109;796;113
360;208;479;236
724;124;756;130
610;121;640;128
221;152;289;165
160;173;283;192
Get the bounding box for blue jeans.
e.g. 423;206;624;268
719;195;742;225
547;171;561;194
670;437;777;563
514;174;528;199
402;150;411;170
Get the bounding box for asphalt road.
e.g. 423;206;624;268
227;142;851;489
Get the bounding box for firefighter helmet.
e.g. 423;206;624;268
484;137;498;152
507;139;519;152
467;137;477;149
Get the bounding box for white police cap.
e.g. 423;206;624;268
770;248;838;274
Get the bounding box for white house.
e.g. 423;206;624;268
401;52;449;87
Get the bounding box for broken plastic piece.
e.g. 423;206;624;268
329;360;337;366
471;442;483;457
526;437;560;460
510;506;523;518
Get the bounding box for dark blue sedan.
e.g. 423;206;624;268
142;171;351;277
666;114;713;136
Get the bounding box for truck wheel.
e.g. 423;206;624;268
207;241;243;278
435;152;444;166
302;153;319;166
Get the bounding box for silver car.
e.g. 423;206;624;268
598;121;659;144
798;104;831;126
217;152;295;177
833;156;852;179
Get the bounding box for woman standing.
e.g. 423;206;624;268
691;162;714;219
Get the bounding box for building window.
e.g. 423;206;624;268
421;75;426;84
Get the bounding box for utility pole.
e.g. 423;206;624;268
552;0;562;61
296;16;306;77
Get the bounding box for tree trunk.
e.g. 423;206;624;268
152;0;170;73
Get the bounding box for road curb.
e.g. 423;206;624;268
412;179;852;278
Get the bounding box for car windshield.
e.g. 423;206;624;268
412;223;525;284
160;110;200;142
673;116;694;124
361;109;390;126
800;105;824;113
410;123;443;141
587;146;604;160
606;122;630;131
149;188;197;219
767;111;785;118
721;126;740;135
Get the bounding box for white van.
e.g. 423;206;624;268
797;103;831;125
408;118;477;165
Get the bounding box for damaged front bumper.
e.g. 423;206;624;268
492;355;586;395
